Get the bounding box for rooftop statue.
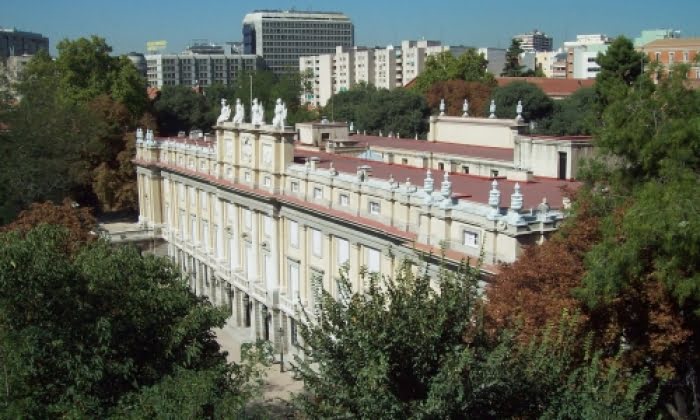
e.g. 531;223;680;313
216;98;231;124
272;98;287;129
462;99;469;117
251;98;265;125
232;98;245;124
489;99;496;119
439;98;446;116
516;100;523;121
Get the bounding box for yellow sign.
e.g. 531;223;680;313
146;40;167;53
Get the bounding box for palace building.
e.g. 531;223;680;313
133;102;593;365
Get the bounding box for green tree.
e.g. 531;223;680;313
491;81;554;122
501;39;525;77
0;225;266;418
324;84;430;137
595;36;646;107
294;260;656;418
539;87;596;135
411;50;495;93
0;70;106;221
154;85;208;134
2;37;150;216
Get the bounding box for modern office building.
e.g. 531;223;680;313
299;41;500;107
564;34;611;79
145;49;262;88
0;27;48;58
134;101;593;365
242;10;354;75
513;30;553;53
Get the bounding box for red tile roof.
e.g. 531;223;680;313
294;150;578;209
496;77;595;98
349;134;514;161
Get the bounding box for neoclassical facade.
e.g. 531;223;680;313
134;107;591;363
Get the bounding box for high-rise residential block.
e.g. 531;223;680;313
299;41;500;107
513;29;553;53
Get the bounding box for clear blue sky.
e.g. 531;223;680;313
3;0;699;55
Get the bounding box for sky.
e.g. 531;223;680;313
3;0;700;55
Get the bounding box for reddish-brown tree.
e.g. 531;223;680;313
2;200;97;254
425;80;494;118
484;196;600;341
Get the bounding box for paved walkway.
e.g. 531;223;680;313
214;324;304;409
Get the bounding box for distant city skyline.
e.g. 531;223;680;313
3;0;700;56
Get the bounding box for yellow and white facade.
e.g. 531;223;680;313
134;114;578;363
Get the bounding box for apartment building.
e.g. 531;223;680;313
134;103;593;366
145;50;262;88
300;41;501;107
242;10;354;75
564;34;611;79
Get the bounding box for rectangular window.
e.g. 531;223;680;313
288;260;300;300
215;224;223;258
463;231;479;247
369;201;380;215
491;169;499;178
245;243;254;280
263;215;273;237
200;191;207;210
289;220;299;248
313;186;323;199
401;158;408;165
337;238;349;265
191;215;197;242
290;318;299;347
245;171;251;182
202;221;209;251
312;229;322;257
291;181;300;192
339;194;349;206
244;208;252;229
263;254;272;286
263;176;271;187
462;165;470;174
366;247;381;273
669;52;675;65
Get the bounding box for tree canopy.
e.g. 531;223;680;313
539;87;596;136
0;225;267;418
294;260;656;418
324;84;430;137
491;81;554;122
0;36;150;220
411;50;496;93
486;49;700;415
501;39;526;77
